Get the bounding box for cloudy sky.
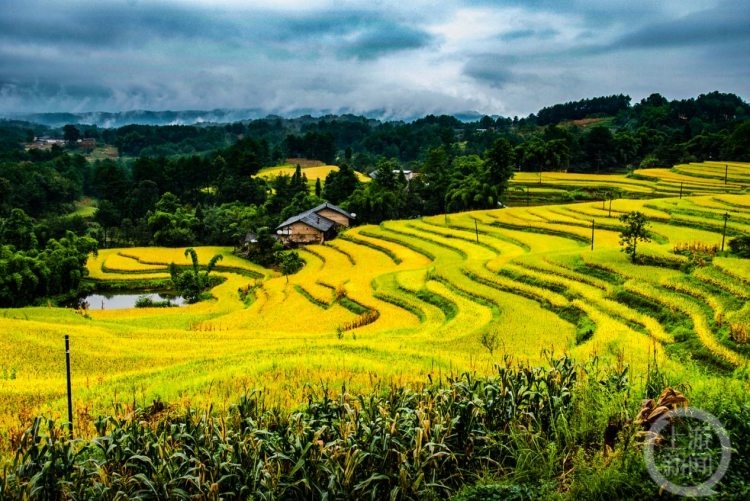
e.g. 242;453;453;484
1;0;748;119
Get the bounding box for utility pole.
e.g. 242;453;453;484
725;164;728;185
474;219;479;243
65;335;73;439
608;195;613;218
721;212;730;252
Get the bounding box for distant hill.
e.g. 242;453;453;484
3;108;486;128
2;109;267;128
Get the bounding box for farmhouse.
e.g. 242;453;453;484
276;202;355;246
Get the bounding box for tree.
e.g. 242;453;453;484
723;120;750;161
582;126;616;172
728;236;750;258
485;137;515;198
202;202;267;246
91;159;130;203
148;192;198;246
279;192;324;223
63;124;81;144
445;155;495;212
279;250;303;283
418;146;452;214
619;211;651;263
0;231;96;307
0;208;37;251
247;227;283;267
322;163;360;204
169;248;223;303
480;327;501;356
125;180;160;220
94;200;121;248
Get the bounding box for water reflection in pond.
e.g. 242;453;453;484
81;293;186;310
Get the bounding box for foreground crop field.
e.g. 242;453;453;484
1;171;750;455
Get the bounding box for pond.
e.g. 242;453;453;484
80;292;186;310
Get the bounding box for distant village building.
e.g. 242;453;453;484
77;138;97;150
369;169;419;181
26;136;65;151
275;202;355;246
26;136;96;151
39;136;66;146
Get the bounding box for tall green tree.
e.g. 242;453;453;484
322;163;359;204
445;155;494;212
169;248;223;303
63;124;81;144
202;202;267;246
148;192;198;246
582;126;616;172
94;200;121;248
484;137;516;203
619;211;651;263
0;231;96;307
0;208;37;251
279;250;303;283
418;146;452;214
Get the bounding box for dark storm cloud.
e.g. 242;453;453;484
0;1;747;118
499;28;558;42
611;0;750;50
464;0;665;26
257;10;434;60
0;2;434;62
0;2;241;49
463;55;517;88
341;23;433;60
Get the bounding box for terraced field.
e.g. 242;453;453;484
2;187;750;450
508;160;750;205
256;163;370;187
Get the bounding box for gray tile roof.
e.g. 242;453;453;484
311;202;355;220
276;202;353;232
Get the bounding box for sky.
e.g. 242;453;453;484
1;0;749;119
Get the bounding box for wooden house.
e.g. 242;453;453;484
276;203;355;246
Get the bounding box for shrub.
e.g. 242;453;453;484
575;316;596;344
673;241;718;267
452;481;542;501
730;323;749;344
728;236;750;258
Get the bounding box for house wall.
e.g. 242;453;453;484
317;208;350;227
286;221;324;244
